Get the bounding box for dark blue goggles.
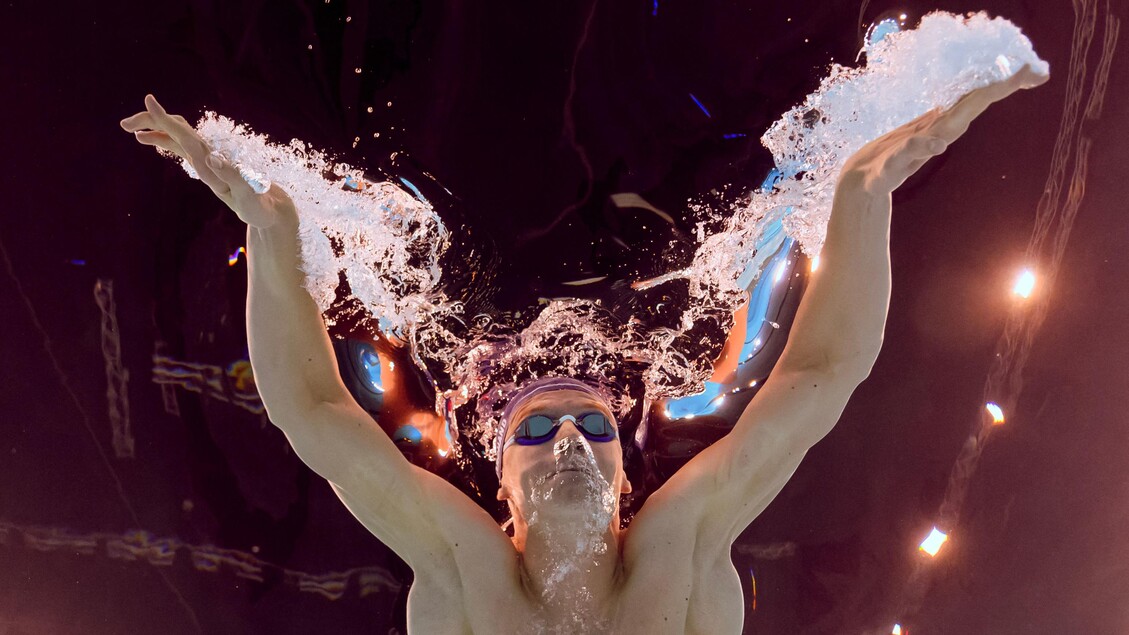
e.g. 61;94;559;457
502;413;617;452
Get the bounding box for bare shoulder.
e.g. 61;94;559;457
272;398;517;585
628;360;871;556
329;463;516;579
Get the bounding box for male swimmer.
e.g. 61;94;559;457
121;63;1045;633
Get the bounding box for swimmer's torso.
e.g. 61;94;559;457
402;508;744;635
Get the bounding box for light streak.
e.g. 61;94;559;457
689;93;712;118
95;279;134;458
152;355;264;415
398;177;430;205
749;568;757;611
563;276;608;286
0;520;401;600
773;260;787;285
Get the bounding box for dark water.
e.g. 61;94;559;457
2;1;1127;633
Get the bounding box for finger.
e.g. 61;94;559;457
904;156;930;176
1013;63;1051;89
120;111;158;132
133;130;187;157
134;130;237;209
931;67;1042;141
144;95;208;157
122;111;190;132
143;95;232;198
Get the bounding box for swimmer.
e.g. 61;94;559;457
121;64;1046;633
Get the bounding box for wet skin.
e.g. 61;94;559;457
495;391;631;619
121;66;1047;633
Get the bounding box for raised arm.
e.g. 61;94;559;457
245;202;509;573
635;67;1049;549
786;63;1048;371
120;96;380;469
121;96;511;573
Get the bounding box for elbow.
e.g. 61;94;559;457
838;343;882;381
844;356;877;382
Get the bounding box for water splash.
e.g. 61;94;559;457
179;11;1046;464
760;11;1048;258
187;115;455;341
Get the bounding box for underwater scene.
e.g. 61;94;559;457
2;0;1126;633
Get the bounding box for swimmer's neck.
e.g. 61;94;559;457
512;514;626;611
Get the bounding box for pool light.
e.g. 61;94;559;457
919;527;949;557
986;402;1005;425
1013;268;1036;298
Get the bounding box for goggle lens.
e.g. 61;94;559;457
515;413;615;444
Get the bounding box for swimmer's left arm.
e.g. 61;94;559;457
770;64;1049;375
636;67;1048;549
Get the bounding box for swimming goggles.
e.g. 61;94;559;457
501;413;617;453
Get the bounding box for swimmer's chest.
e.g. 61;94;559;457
405;542;744;634
611;541;745;634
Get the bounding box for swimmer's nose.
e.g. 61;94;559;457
553;429;592;456
558;421;583;442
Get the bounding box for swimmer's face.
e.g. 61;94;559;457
496;390;632;519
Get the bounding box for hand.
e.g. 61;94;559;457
120;94;295;228
842;64;1050;195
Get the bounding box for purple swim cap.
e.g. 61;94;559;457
494;376;615;479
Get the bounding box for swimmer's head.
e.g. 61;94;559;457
494;377;632;527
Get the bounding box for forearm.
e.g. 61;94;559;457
775;169;890;373
246;207;350;415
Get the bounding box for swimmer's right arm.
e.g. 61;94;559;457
121;95;344;409
122;96;514;573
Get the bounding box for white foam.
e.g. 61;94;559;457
187;115;455;340
179;11;1046;460
761;11;1047;258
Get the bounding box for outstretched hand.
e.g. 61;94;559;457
843;64;1050;195
120;94;295;228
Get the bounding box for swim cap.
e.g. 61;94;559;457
495;376;615;479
